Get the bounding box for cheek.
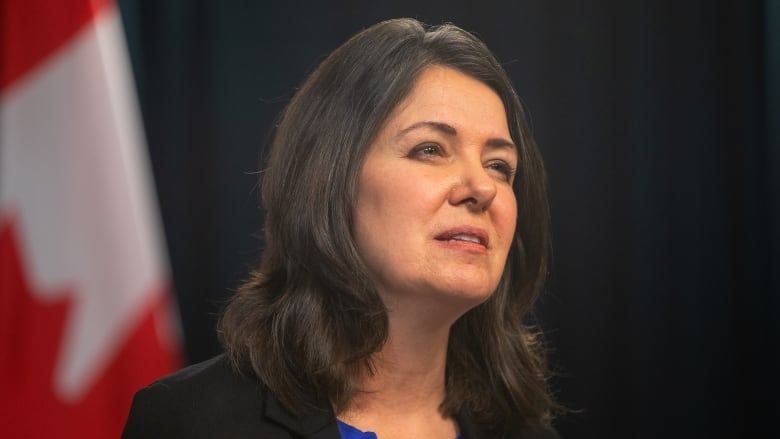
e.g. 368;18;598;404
353;167;409;260
355;168;402;232
495;190;518;249
353;167;444;268
357;164;442;225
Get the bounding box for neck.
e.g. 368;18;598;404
367;320;451;402
336;292;471;438
339;307;455;427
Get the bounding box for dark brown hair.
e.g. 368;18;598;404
218;18;556;431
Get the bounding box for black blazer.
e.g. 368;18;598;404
122;354;559;439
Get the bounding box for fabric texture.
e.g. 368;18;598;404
336;420;378;439
122;354;560;439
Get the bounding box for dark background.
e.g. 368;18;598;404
116;1;779;437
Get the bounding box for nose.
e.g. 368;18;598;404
448;159;498;212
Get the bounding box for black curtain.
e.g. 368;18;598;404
117;1;779;437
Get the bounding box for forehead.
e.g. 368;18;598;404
382;65;511;138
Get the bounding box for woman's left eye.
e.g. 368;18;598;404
486;161;516;182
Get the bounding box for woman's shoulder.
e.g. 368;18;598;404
139;353;259;402
147;353;241;387
121;354;273;438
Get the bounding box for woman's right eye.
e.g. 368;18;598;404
409;143;442;159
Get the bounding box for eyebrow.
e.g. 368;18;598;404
395;120;516;149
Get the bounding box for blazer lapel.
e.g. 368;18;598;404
262;390;342;439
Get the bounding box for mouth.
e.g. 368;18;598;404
434;227;489;248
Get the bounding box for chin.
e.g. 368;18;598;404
437;279;496;306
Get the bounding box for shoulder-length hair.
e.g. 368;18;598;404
219;17;556;430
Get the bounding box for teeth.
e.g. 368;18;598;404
450;234;481;244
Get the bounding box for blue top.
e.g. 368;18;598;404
336;420;378;439
336;420;461;439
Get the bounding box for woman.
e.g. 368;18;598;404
123;18;559;439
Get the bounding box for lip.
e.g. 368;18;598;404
434;226;489;250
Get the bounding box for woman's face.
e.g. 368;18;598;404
353;65;518;314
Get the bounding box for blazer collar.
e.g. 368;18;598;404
262;389;341;439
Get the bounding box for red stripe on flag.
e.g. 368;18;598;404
0;0;111;92
0;219;181;437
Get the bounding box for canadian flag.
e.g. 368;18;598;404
0;0;182;437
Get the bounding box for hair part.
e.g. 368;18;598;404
218;17;557;431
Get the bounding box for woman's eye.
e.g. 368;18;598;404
409;143;442;159
487;161;516;182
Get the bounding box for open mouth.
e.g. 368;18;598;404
434;229;488;247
